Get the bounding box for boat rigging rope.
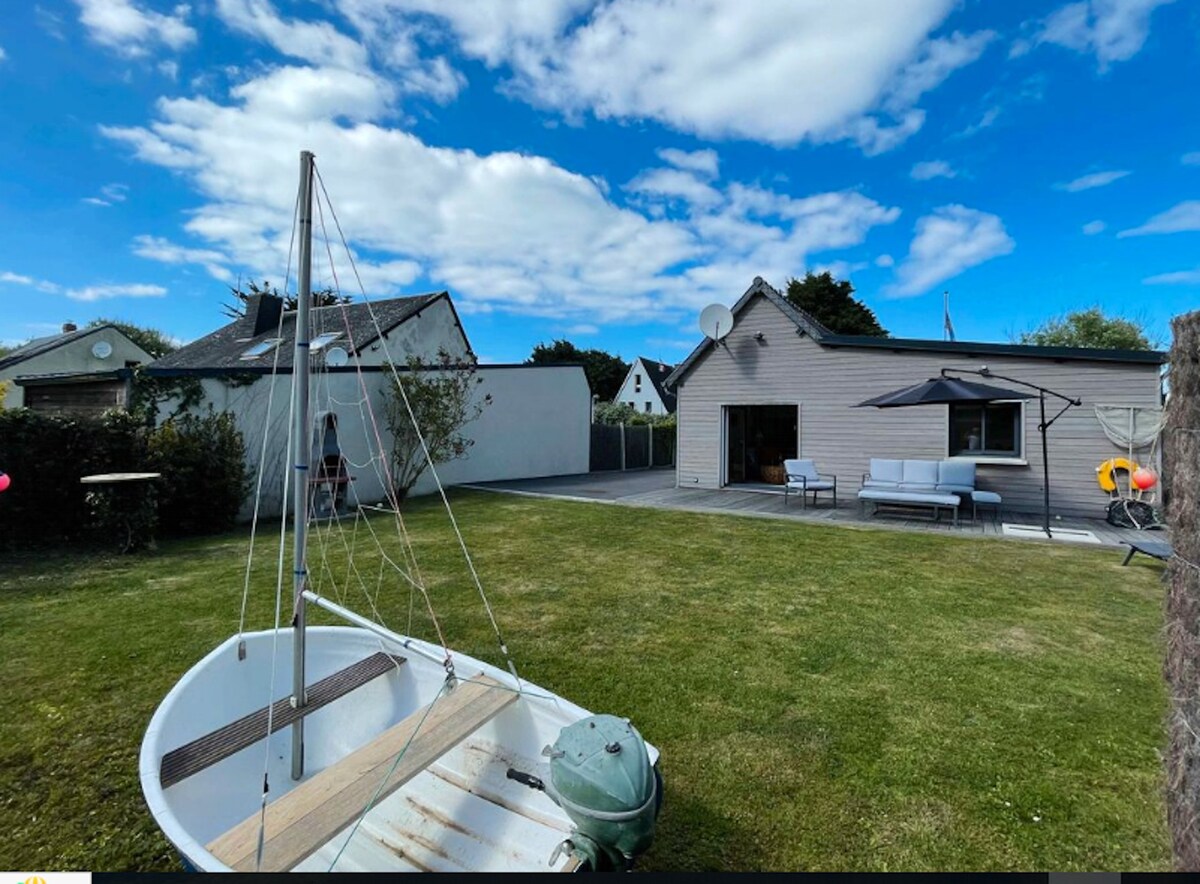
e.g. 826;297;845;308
313;164;523;687
237;186;302;644
311;185;455;672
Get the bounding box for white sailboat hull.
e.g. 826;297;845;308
141;626;652;872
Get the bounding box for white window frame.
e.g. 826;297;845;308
240;338;283;360
310;331;342;352
945;399;1028;465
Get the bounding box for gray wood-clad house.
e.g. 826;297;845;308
665;278;1166;519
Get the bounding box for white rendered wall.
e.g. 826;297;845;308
164;363;589;519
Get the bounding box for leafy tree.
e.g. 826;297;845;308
593;401;675;427
1015;307;1155;350
784;272;888;337
527;339;629;400
85;318;177;358
383;350;492;501
222;279;351;319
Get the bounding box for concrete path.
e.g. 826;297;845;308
466;469;1164;550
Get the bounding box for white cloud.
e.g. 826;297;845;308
66;283;167;302
2;271;163;300
158;59;178;80
1144;267;1200;285
1;271;61;293
399;0;986;152
215;0;367;70
0;45;7;63
82;183;130;207
812;260;868;279
132;234;233;281
874;254;895;268
566;323;598;335
911;160;956;180
1054;169;1130;191
1182;151;1200;166
959;105;1002;137
657;148;719;178
890;205;1015;297
74;0;196;57
1118;201;1200;237
1021;0;1175;70
100;64;901;322
626;168;722;209
1082;219;1106;234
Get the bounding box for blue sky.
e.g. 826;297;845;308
1;0;1197;364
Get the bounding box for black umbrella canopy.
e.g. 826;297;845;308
855;376;1036;408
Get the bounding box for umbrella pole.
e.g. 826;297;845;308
1039;391;1051;538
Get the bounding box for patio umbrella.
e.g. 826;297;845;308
855;369;1080;538
854;376;1035;409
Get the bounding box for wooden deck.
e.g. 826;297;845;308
469;471;1166;550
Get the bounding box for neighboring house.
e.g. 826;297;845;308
665;277;1166;518
147;291;590;517
0;323;153;414
613;357;677;415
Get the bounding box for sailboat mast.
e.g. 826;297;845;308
291;149;315;780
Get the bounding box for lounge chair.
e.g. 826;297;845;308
783;459;837;509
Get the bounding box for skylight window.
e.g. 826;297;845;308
310;332;342;352
240;338;283;360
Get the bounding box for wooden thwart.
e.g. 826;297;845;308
160;651;406;789
207;674;517;872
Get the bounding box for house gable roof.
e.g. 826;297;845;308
148;292;464;372
633;356;678;412
0;324;126;372
665;277;1167;389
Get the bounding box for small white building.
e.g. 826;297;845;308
0;323;153;412
613;356;676;415
147;292;590;517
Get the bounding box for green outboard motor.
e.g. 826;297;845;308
507;714;661;870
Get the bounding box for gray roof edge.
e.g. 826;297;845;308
665;277;829;388
665;277;1167;389
819;334;1168;365
0;324;121;371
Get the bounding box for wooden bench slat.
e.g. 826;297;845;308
160;651;405;788
207;674;517;872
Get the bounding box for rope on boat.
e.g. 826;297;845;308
311;184;455;674
326;679;451;872
238;185;302;644
313;164;523;688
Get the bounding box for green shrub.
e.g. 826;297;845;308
147;411;249;537
0;410;147;548
0;408;248;549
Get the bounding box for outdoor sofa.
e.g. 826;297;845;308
857;458;977;527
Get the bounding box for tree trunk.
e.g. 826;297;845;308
1165;309;1200;869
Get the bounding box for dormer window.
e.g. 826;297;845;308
634;373;642;393
240;338;283;359
310;332;342;352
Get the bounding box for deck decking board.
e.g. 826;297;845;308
206;674;517;872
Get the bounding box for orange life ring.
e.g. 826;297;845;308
1097;457;1138;493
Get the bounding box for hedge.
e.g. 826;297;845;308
0;409;248;550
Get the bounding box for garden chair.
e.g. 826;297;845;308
783;459;837;509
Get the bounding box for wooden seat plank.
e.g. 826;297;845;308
207;674;517;872
160;651;405;788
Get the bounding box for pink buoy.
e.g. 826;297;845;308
1132;467;1157;491
0;471;9;493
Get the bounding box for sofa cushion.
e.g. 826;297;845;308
938;460;976;490
936;484;975;494
862;479;899;490
869;459;904;484
902;460;939;487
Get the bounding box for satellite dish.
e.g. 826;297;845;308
325;346;349;367
699;304;735;343
91;341;113;359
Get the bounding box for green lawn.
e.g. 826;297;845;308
0;490;1170;871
